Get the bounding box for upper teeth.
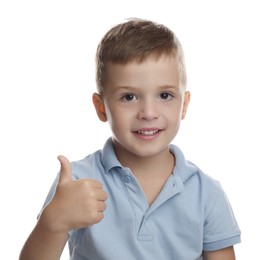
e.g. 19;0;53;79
138;130;159;135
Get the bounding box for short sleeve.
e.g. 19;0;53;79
37;173;60;219
203;182;241;251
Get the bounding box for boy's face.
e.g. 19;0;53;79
93;55;190;159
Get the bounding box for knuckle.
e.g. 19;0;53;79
89;211;103;224
103;191;108;200
88;190;97;199
99;201;106;211
94;212;104;224
96;181;103;189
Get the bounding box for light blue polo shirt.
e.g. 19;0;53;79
43;138;241;260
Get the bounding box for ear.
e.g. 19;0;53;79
181;91;190;120
92;93;107;122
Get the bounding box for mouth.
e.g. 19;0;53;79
133;128;163;140
136;129;160;136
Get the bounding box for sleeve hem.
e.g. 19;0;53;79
203;235;241;251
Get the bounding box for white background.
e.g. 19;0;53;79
1;0;264;259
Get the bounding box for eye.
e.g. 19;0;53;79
121;93;137;102
160;92;173;100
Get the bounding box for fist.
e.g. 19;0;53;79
43;155;108;232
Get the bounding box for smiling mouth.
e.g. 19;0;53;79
136;130;160;136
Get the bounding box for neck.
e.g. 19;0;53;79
113;142;175;179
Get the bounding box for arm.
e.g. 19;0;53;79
19;156;108;260
202;246;236;260
19;215;68;260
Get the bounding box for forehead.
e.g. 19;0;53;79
104;55;180;89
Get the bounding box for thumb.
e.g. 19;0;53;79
57;155;72;183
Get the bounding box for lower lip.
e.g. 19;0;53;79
133;130;162;141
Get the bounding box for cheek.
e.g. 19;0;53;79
165;102;183;119
106;108;128;129
166;108;183;132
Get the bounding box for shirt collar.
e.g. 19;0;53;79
102;137;198;183
170;144;198;183
101;137;122;173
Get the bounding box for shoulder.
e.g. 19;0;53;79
186;160;228;206
170;143;222;190
71;137;121;180
71;149;103;179
170;143;231;212
170;145;241;250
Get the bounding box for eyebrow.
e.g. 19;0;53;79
114;85;179;92
158;85;179;90
114;86;137;90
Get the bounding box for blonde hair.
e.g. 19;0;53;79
95;18;187;93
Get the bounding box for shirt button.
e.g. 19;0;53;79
124;176;131;183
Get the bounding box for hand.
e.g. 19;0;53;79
41;155;108;233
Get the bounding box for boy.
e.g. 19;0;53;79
19;18;241;259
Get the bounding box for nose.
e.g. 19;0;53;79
137;99;159;120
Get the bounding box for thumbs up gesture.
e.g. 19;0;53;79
41;155;108;233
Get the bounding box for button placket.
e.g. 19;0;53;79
120;168;150;236
123;175;132;183
144;176;184;218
